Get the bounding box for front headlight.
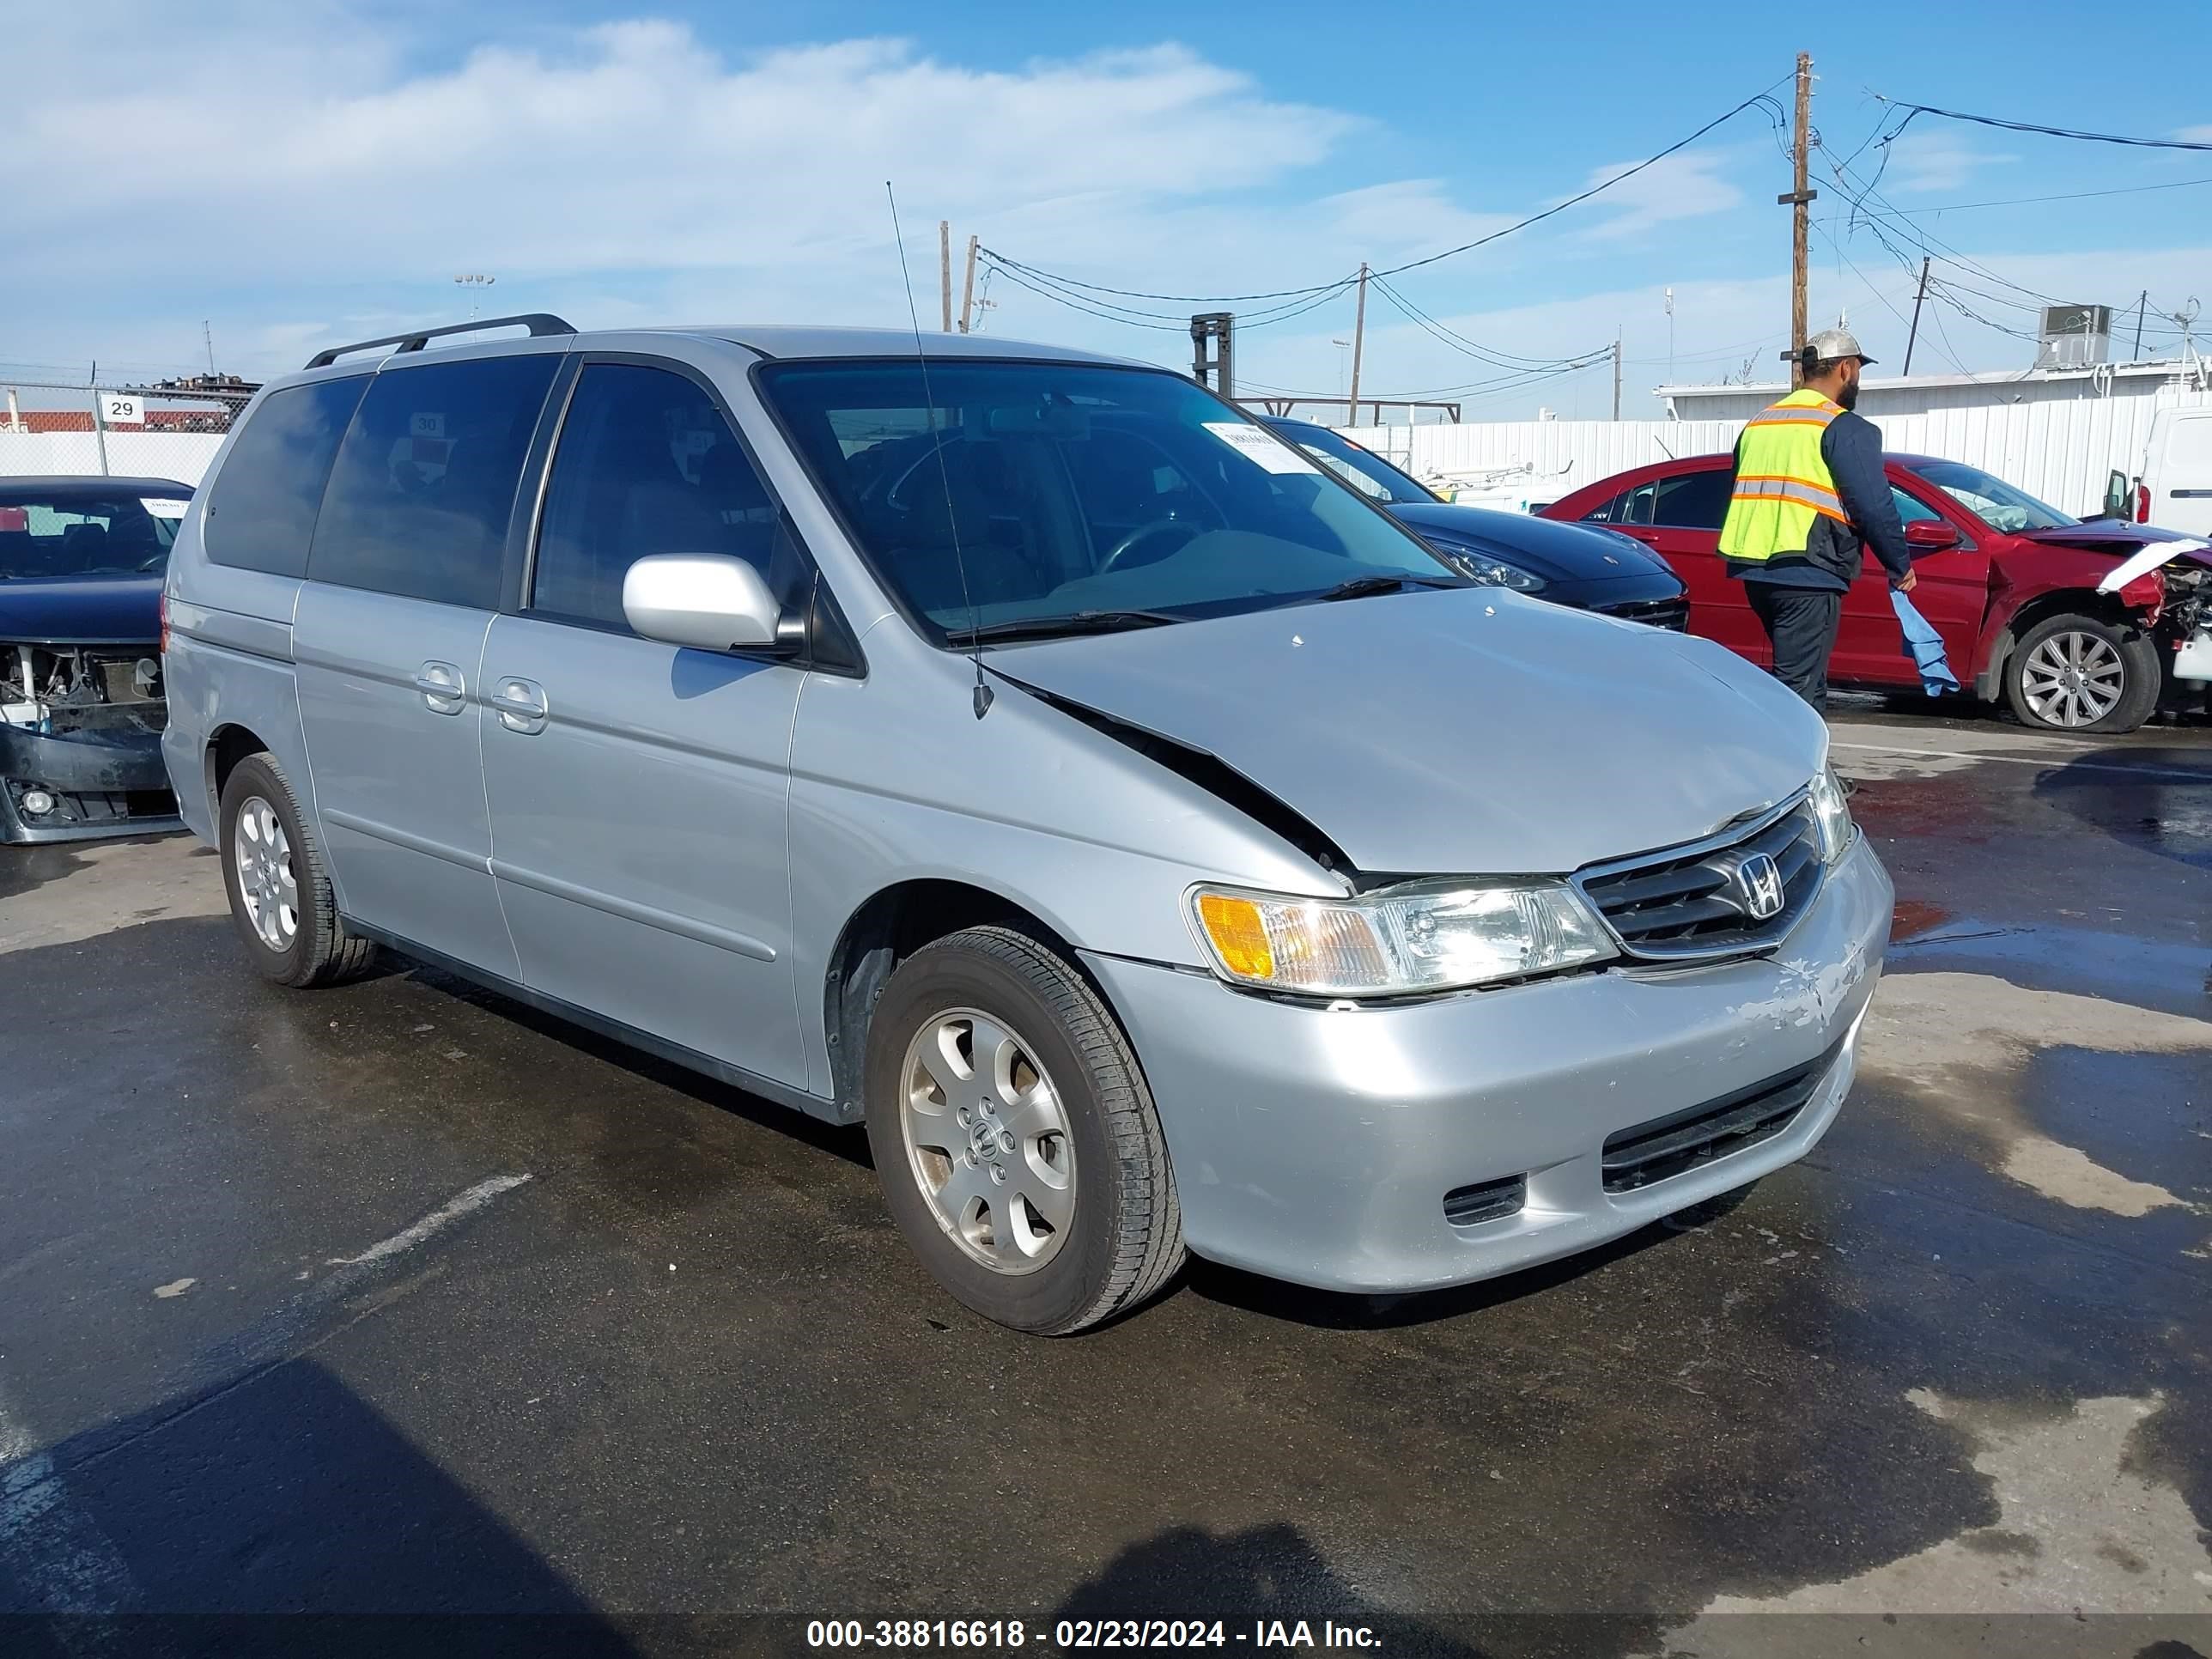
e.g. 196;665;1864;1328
1807;767;1854;863
1189;879;1614;997
1425;539;1546;591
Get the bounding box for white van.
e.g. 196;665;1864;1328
2109;405;2212;535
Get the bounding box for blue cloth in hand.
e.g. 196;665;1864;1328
1891;587;1959;696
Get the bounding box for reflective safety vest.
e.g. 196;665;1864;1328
1717;388;1848;562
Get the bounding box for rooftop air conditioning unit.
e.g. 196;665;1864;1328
2039;304;2112;368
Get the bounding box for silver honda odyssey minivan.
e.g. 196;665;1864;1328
162;316;1890;1333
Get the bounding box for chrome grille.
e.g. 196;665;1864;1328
1574;796;1823;961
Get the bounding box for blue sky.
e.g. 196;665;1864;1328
8;0;2209;416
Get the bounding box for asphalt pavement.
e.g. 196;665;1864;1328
1;702;2206;1658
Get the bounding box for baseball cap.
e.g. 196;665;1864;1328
1806;326;1875;365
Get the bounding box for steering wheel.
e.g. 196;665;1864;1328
1098;519;1198;575
137;553;167;573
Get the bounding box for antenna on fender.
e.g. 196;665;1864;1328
886;181;992;720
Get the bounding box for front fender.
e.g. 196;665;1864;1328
785;659;1342;1097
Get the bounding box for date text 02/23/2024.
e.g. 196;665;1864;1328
806;1620;1383;1650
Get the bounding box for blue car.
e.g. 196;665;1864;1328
1;476;189;842
1261;418;1688;629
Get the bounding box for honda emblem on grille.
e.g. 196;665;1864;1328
1736;852;1785;921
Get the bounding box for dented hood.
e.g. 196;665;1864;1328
990;586;1824;876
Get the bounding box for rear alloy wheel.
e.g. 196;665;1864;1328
217;753;378;988
2004;613;2161;735
864;926;1183;1334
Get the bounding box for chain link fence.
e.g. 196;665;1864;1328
1;379;253;488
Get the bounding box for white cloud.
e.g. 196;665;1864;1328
5;16;1355;287
1879;131;2018;193
2174;125;2212;143
1311;181;1517;256
1576;149;1743;240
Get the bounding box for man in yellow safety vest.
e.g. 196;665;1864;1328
1717;327;1917;712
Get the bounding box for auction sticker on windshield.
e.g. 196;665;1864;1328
144;499;190;518
1203;422;1319;475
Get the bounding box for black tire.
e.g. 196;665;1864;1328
863;926;1183;1334
216;753;376;988
2003;612;2161;735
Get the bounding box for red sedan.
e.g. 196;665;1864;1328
1540;452;2209;733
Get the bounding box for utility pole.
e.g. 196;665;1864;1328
938;221;952;332
1612;330;1623;420
1346;263;1369;426
2131;289;2148;360
959;235;979;333
1779;52;1817;386
1902;257;1931;376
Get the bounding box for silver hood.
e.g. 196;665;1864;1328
990;586;1824;876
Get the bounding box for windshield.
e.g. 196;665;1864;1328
0;493;184;580
757;361;1460;642
1905;460;2073;533
1270;423;1437;505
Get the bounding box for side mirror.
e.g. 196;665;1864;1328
623;555;793;653
1903;520;1960;552
2101;469;2132;521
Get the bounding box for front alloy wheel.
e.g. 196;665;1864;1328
864;926;1183;1334
900;1009;1076;1273
2004;612;2160;735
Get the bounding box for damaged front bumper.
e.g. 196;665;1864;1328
1;704;182;844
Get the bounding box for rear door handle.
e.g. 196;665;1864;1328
414;660;465;715
1620;526;1662;544
490;676;550;735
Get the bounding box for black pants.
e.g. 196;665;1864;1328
1743;582;1844;713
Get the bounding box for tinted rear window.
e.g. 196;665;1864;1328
204;377;369;577
308;355;558;609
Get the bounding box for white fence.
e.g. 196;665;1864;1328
10;379;2202;520
1341;386;2212;518
0;428;228;485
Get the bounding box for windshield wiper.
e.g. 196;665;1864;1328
1314;574;1462;602
944;609;1187;646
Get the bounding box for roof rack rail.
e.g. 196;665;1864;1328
304;313;576;370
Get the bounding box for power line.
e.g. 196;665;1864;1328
1813;219;1976;375
1367;274;1609;372
1817;172;2212;219
1871;98;2212;153
991;258;1358;328
975;72;1795;307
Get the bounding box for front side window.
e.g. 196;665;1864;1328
0;493;185;580
204;376;368;577
530;364;805;630
1890;486;1943;526
308;354;558;608
1905;460;2073;533
757;361;1458;642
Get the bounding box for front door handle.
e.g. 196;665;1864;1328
415;660;465;715
1620;526;1663;544
490;676;550;735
